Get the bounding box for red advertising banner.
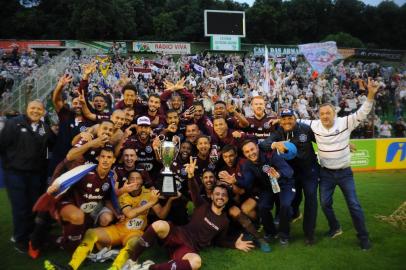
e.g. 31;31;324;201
0;40;62;52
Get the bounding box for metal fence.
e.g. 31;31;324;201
0;49;77;113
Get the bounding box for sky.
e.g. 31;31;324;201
234;0;406;6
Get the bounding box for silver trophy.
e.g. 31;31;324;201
157;135;179;196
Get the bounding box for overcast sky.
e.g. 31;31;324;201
234;0;406;7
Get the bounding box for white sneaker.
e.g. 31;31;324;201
88;247;109;262
139;260;155;270
100;249;119;262
122;259;142;270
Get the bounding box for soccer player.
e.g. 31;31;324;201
47;147;118;249
245;96;277;143
212;117;247;150
44;171;177;270
66;120;114;164
116;116;161;180
239;140;294;245
212;100;249;129
124;157;254;270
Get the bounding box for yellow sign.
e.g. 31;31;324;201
376;138;406;170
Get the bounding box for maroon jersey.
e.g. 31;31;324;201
245;115;277;143
212;129;247;151
113;165;131;188
59;169;112;214
180;176;233;251
73;138;111;164
195;155;215;185
171;157;190;195
123;136;161;174
115;100;144;115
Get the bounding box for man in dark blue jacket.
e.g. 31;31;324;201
0;100;54;253
239;139;294;245
260;108;319;245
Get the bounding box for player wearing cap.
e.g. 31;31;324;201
116;116;162;182
260;108;319;245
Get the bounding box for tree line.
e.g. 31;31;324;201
1;0;405;49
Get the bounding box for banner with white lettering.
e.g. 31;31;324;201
133;42;191;54
299;41;338;74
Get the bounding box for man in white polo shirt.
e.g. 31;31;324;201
299;78;380;250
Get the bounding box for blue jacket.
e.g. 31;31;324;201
238;149;294;192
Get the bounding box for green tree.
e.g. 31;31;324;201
322;32;364;47
153;12;178;41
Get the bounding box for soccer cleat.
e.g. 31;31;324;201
28;240;40;259
257;238;272;253
121;259;141;270
88;247;119;262
304;237;315;246
43;260;72;270
100;249;119;262
14;241;28;254
279;238;289;246
138;260;155;270
325;228;343;239
360;239;371;251
263;233;278;243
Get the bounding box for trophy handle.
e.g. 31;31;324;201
172;135;180;161
155;134;166;160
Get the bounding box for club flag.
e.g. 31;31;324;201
193;63;205;75
298;41;338;74
262;46;270;94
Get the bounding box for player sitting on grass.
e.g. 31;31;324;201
44;171;179;270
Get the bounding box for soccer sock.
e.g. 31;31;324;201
130;226;158;261
236;212;262;240
68;229;98;270
150;259;192;270
62;222;86;251
111;236;139;269
31;211;52;249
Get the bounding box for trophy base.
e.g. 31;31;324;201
160;173;177;197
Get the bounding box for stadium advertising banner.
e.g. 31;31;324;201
65;41;127;54
253;46;299;57
132;41;191;54
210;36;240;51
354;49;405;61
376;138;406;170
350;139;376;171
0;40;62;52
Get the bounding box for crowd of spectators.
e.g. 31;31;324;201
1;48;406;138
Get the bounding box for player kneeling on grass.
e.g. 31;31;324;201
123;157;254;270
44;171;179;270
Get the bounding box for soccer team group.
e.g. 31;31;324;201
0;63;381;270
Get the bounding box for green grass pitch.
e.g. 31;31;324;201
1;170;406;270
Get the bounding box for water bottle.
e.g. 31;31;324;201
270;177;280;194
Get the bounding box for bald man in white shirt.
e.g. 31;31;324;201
299;78;380;251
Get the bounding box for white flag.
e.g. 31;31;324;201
193;63;205;75
262;46;270;94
